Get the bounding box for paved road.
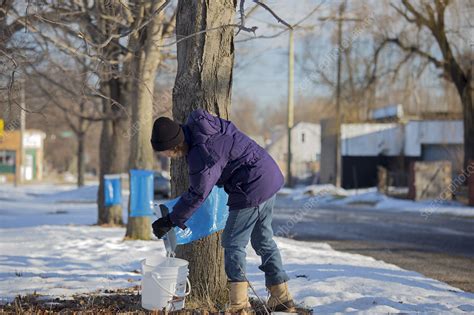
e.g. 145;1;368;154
272;200;474;292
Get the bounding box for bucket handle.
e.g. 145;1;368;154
151;273;191;298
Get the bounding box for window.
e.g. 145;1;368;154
0;150;16;173
0;151;15;166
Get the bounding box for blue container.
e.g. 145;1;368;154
104;174;122;206
160;186;229;245
130;169;154;217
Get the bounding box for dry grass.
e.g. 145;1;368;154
0;287;312;315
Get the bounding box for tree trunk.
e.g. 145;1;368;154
97;76;129;226
460;83;474;172
125;1;165;240
77;100;86;188
171;0;236;306
77;132;85;187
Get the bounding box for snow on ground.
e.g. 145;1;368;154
278;185;474;217
1;184;473;313
0;225;148;298
2;225;474;313
0;184;130;228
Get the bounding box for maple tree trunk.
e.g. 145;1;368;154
171;0;236;306
97;75;129;226
125;1;165;240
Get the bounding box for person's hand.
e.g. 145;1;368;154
152;213;175;239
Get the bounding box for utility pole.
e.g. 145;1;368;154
334;3;344;188
319;1;361;188
277;6;319;187
19;79;26;185
287;28;294;187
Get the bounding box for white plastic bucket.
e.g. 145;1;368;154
141;256;191;311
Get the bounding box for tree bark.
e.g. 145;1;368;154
94;0;133;227
97;75;129;226
460;83;473;171
76;100;86;187
125;1;165;240
171;0;236;306
77;132;85;187
431;8;473;171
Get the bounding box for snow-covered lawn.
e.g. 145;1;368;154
279;184;474;217
1;184;473;313
0;182;132;229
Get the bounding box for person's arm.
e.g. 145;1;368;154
170;154;225;229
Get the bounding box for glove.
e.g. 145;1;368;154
152;213;175;239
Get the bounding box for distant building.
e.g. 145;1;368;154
320;119;463;188
369;103;404;121
266;122;321;183
0;129;46;183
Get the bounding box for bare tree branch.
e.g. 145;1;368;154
385;37;444;68
253;0;292;29
236;1;325;43
236;0;246;36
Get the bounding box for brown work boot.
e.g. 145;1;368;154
267;282;297;312
228;281;252;314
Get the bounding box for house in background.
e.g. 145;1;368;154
266;122;321;183
320;119;463;189
0;128;46;183
320;102;464;189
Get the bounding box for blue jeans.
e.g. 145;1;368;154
221;195;289;287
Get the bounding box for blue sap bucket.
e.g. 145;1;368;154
130;169;154;217
161;186;229;244
104;174;122;206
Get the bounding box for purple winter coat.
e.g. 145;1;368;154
169;109;284;229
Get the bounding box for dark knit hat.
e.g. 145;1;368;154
150;117;185;151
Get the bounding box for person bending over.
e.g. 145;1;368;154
150;109;295;313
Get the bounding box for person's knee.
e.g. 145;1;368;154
250;236;261;252
251;238;277;256
224;246;247;260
